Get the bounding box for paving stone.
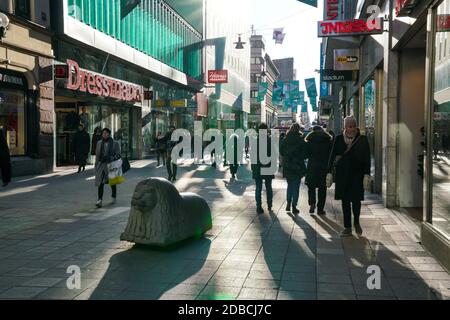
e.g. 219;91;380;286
0;286;48;299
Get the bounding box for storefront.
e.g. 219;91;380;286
0;69;27;157
423;0;450;271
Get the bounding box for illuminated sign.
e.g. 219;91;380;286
334;49;360;71
321;70;354;82
437;15;450;32
326;0;340;21
66;59;142;103
208;70;228;83
318;18;383;37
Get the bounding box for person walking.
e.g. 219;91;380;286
280;123;307;214
327;116;371;236
73;123;90;173
165;126;180;181
155;131;166;167
91;126;102;156
225;132;240;180
304;125;333;215
95;128;121;208
251;123;275;214
0;128;11;187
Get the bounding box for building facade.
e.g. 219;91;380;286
249;35;279;129
0;0;54;176
321;0;450;271
51;0;204;164
204;0;251;132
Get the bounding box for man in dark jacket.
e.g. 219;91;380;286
251;123;275;214
165;126;181;182
327;116;371;236
0;128;11;187
304;125;333;215
280;123;307;214
73;124;90;173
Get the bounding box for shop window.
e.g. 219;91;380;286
431;0;450;237
15;0;31;20
0;89;26;156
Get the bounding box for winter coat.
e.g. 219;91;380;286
95;138;121;187
73;130;90;159
0;129;11;166
329;130;371;201
304;129;333;188
251;133;275;179
280;133;307;179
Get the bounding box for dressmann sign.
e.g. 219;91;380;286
65;59;143;103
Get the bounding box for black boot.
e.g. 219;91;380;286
286;202;291;212
257;206;264;214
309;204;316;214
292;206;299;214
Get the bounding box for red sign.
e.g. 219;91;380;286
437;15;450;32
54;64;68;79
326;0;340;21
208;70;228;83
66;59;142;103
318;18;383;37
143;90;153;100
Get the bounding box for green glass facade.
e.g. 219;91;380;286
67;0;202;79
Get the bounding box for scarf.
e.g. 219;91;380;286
343;130;356;150
100;137;114;163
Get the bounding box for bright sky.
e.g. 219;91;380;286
249;0;324;119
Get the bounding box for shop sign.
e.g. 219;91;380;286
170;99;187;108
220;113;235;121
334;49;359;71
65;60;142;103
0;71;24;86
437;15;450;32
143;90;153;100
325;0;340;21
54;64;69;79
321;69;354;81
208;70;228;83
318;18;383;37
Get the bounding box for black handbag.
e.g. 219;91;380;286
122;155;131;174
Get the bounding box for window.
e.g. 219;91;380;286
15;0;31;20
251;90;258;98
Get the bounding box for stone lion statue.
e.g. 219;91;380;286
120;178;212;246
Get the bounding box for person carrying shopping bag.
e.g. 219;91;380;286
326;116;371;236
95;128;121;208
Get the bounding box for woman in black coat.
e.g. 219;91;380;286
304;125;333;215
280;123;306;214
327;116;371;236
0;128;11;187
73;123;90;173
251;123;275;214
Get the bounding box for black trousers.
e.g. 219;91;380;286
308;186;327;211
0;162;11;184
230;164;238;175
166;160;177;179
98;183;116;200
341;199;361;228
157;150;165;166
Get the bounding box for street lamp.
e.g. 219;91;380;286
234;34;246;49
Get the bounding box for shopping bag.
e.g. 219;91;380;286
108;159;125;186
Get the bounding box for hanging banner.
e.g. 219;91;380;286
299;91;305;102
292;105;298;113
297;0;318;8
334;49;359;71
310;96;318;112
257;82;268;102
273;28;286;44
273;81;284;104
289;80;300;100
301;101;308;113
305;78;317;97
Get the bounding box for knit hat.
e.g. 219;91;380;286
343;116;357;128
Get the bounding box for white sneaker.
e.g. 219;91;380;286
96;199;102;208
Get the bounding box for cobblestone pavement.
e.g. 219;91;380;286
0;160;449;300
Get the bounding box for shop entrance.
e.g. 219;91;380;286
56;103;79;166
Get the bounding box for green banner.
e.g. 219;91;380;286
289;80;300;100
305;78;317;97
273;81;284;104
257;82;268;102
301;101;308;113
310;96;317;112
